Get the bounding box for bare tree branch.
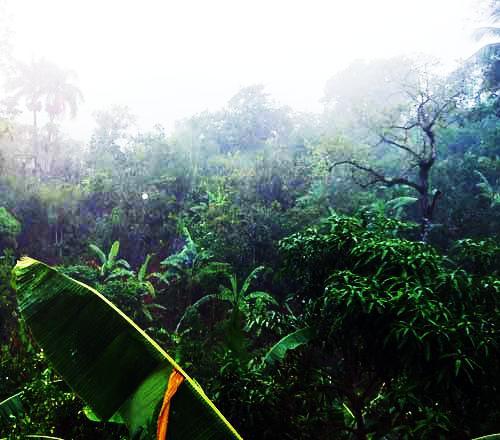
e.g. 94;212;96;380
388;122;419;131
330;160;423;192
379;134;422;160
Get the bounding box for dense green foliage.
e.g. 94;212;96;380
1;3;499;438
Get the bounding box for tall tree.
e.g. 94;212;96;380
215;85;292;153
8;58;83;174
473;0;500;94
330;62;462;241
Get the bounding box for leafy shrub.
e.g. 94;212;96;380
0;207;21;237
58;264;100;286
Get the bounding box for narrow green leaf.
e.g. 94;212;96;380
108;241;120;266
89;244;106;266
139;254;152;283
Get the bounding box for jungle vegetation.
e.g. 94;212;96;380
0;1;499;439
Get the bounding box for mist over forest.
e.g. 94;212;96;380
1;1;499;439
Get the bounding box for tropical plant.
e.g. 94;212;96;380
102;254;164;325
137;254;155;295
11;257;242;440
475;170;500;207
276;213;500;439
89;241;132;279
262;327;314;367
215;267;277;318
105;253;155;292
473;1;500;92
155;226;210;284
176;266;277;358
452;237;500;275
0;207;21;238
153;226;230;308
8;58;83;173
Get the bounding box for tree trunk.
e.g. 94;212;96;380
352;400;368;440
417;161;440;242
32;109;39;176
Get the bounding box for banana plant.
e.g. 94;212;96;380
154;227;211;285
12;257;242;440
176;266;277;357
135;254;164;323
107;253;156;295
102;253;163;325
217;266;277;317
152;227;230;307
475;170;500;207
138;254;155;293
89;241;132;279
367;196;418;220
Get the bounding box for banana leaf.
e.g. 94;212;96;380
472;435;500;440
0;391;23;427
263;327;314;366
12;257;242;440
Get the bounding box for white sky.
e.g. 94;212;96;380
6;0;483;140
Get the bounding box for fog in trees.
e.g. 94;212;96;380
0;1;499;439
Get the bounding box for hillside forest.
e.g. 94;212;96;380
0;1;500;439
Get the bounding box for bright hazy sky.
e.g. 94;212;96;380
6;0;483;140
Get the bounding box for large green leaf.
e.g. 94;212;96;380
139;254;152;283
263;327;314;366
0;207;21;237
89;244;107;266
472;435;500;440
107;241;120;267
12;257;242;440
0;391;23;427
239;266;264;298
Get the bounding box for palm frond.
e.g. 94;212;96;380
473;26;500;41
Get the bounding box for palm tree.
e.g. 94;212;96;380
473;2;500;92
8;58;83;173
44;66;82;122
8;59;44;161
